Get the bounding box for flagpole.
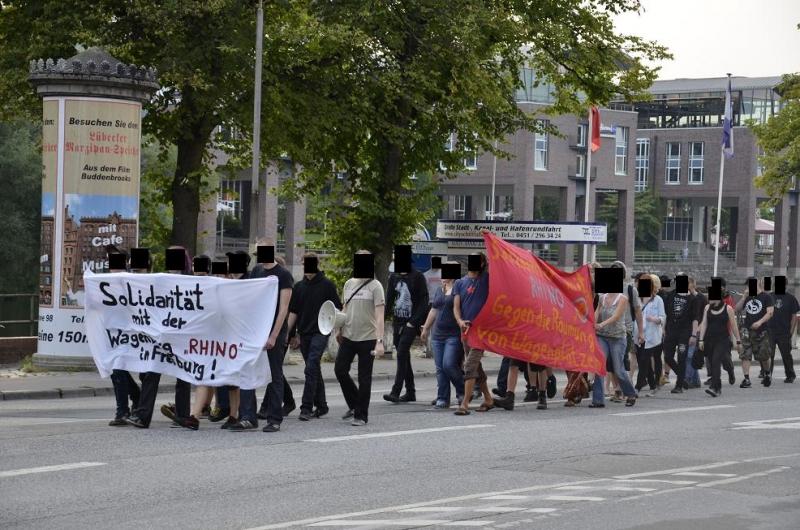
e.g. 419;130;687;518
714;73;733;277
713;151;725;277
582;108;594;264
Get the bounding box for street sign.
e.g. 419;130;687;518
411;241;448;255
436;220;607;244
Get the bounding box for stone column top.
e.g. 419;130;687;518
28;47;159;102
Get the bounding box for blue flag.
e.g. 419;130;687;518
722;77;734;159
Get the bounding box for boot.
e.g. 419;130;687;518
537;391;547;410
523;385;537;402
494;391;515;411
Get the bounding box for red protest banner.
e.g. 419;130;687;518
465;232;606;375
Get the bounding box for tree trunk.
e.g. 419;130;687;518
170;132;208;256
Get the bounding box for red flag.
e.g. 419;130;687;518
465;232;606;375
590;106;601;152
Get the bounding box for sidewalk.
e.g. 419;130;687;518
0;350;506;401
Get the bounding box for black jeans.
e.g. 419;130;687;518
335;338;376;423
132;372;190;427
771;334;796;378
663;334;690;386
635;344;662;391
300;333;329;413
707;338;732;391
111;369;140;418
252;330;288;425
390;321;417;396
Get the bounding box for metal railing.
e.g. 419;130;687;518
0;294;39;336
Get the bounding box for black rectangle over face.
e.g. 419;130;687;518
637;279;652;298
467;254;482;272
394;245;412;273
228;253;248;274
165;248;186;272
675;275;688;294
595;268;623;294
303;256;319;274
130;248;150;270
763;276;772;292
108;253;127;271
354;253;374;278
193;256;210;274
257;245;275;264
431;256;442;269
775;275;787;295
211;261;228;275
709;277;722;301
441;263;461;280
748;278;758;297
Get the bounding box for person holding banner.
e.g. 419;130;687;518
107;251;141;426
190;255;214;420
128;247;197;430
453;252;494;416
591;285;637;408
335;251;385;426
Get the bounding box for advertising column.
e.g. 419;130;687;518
36;97;142;357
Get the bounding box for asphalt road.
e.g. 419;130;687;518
1;367;799;530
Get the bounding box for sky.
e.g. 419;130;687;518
614;0;800;80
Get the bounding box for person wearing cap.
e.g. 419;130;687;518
107;251;141;426
234;243;294;432
285;253;342;421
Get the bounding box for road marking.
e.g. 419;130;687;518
442;522;493;527
474;507;527;513
614;479;697;485
399;507;462;513
607;486;656;492
696;467;789;488
614;460;740;479
545;495;604;502
308;519;450;526
479;495;529;500
732;417;800;430
525;508;558;514
555;486;594;491
0;462;106;478
673;472;737;477
611;404;734;417
305;424;494;443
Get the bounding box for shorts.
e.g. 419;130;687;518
464;347;486;383
508;358;546;372
740;330;771;362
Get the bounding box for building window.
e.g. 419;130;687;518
576;154;586;177
534;120;549;171
463;134;477;170
662;200;693;241
577;124;587;147
635;138;650;192
665;142;681;184
615;126;628;175
454;195;466;220
689;142;704;184
440;133;454;171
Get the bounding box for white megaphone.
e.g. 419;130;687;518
318;300;347;335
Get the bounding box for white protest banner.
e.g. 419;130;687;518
436;220;607;244
84;272;278;388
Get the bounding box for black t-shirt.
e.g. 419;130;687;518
692;292;708;324
250;263;294;334
665;291;695;337
768;293;798;336
742;292;774;332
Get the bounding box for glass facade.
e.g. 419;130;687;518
689;142;704;184
534;120;549;170
662;200;693;241
615;126;628;175
515;68;555;103
635;138;649;192
665;142;681;184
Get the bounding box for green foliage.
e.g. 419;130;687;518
139;138;175;271
752;73;800;201
0;120;41;294
596;188;662;251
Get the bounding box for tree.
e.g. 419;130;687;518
0;120;41;294
596;189;662;251
276;0;669;285
752;72;800;200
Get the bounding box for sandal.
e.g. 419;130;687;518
564;400;575;407
476;402;495;412
454;407;470;416
625;397;636;407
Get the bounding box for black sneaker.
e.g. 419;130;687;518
670;386;684;394
208;407;230;423
398;393;416;402
763;374;772;387
109;415;129;426
383;393;400;403
704;378;712;386
257;408;268;420
740;378;752;388
282;401;296;417
785;376;796;384
174;415;200;431
705;388;719;398
160;403;177;422
124;414;147;428
298;410;313;421
523;387;537;402
220;416;238;429
342;409;354;420
228;419;257;431
682;381;689;390
758;370;765;379
547;375;557;399
494;392;514;411
262;423;280;432
537;392;547;410
492;388;504;398
728;372;736;385
688;382;701;389
313;406;329;418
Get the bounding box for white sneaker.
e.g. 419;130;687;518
351;419;367;427
646;388;659;397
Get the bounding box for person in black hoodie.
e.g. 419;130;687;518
286;253;342;421
383;245;429;403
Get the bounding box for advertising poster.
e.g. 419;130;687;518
39;100;58;308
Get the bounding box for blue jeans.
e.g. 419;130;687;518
431;335;465;404
593;335;637;404
684;344;701;385
300;333;329;413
